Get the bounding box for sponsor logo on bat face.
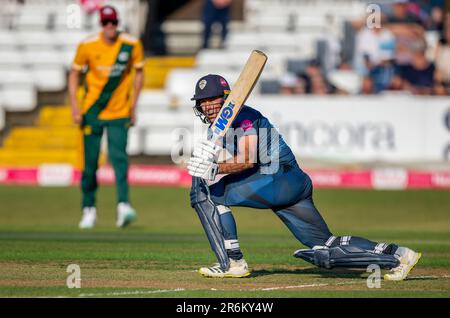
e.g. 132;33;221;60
213;100;236;135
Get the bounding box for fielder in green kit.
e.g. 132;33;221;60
68;6;145;229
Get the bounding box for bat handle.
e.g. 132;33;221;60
209;132;221;146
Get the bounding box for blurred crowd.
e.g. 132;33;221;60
279;0;450;96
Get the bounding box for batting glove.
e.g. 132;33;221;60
192;140;222;162
187;156;219;181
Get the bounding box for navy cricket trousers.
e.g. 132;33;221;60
208;160;333;248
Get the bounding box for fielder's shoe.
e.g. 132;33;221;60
199;259;251;278
79;207;96;229
116;202;136;228
384;247;421;281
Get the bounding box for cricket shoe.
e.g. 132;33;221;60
384;247;422;281
199;259;251;278
79;207;96;229
116;202;136;228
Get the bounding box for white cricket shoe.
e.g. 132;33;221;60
116;202;136;228
79;207;96;229
199;259;251;278
384;247;422;281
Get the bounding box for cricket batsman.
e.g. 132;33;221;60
69;5;144;229
187;74;421;280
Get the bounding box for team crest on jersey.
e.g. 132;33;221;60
199;80;207;90
118;52;129;62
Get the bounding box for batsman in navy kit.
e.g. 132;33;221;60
187;74;421;280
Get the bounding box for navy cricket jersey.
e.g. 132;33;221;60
215;105;296;168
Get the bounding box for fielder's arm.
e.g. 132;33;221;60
131;68;144;125
68;68;82;125
218;135;257;174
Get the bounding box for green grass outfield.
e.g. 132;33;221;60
0;185;449;297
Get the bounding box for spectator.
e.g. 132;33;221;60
386;0;422;25
353;24;396;76
435;21;450;94
279;73;304;95
202;0;232;49
297;60;332;95
2;0;24;29
80;0;104;14
410;0;445;31
383;1;425;66
396;39;444;94
80;0;104;30
367;47;398;93
428;6;445;31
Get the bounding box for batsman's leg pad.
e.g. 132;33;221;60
294;246;400;269
190;177;230;270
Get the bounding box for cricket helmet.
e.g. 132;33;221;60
191;74;231;123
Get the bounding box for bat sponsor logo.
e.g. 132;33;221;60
213;101;236;135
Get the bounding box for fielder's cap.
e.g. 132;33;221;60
191;74;230;101
99;5;118;21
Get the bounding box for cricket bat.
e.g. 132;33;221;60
209;50;267;144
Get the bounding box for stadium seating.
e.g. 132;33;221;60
143;56;196;89
0;105;82;167
0;84;37;112
4;0;437;167
0;0;140;117
0;104;4;131
165;68;241;109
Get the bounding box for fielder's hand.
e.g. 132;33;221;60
187;157;219;181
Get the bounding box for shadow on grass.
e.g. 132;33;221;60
250;267;439;281
250;267;366;279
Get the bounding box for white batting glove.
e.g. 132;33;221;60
187;157;219;181
192;140;222;162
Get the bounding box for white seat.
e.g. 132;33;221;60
143;128;178;155
296;15;328;30
136;111;194;129
127;126;143;155
196;49;251;71
0;31;18;48
54;31;92;48
53;7;88;31
196;48;300;77
30;65;66;92
0;93;4;131
165;69;240;109
248;14;291;32
0;50;26;67
137;90;171;111
1;84;37;112
17;31;56;48
16;12;49;30
23;49;66;66
225;32;299;52
327;70;362;95
0;69;34;85
61;48;77;69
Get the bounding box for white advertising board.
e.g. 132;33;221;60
249;95;450;162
